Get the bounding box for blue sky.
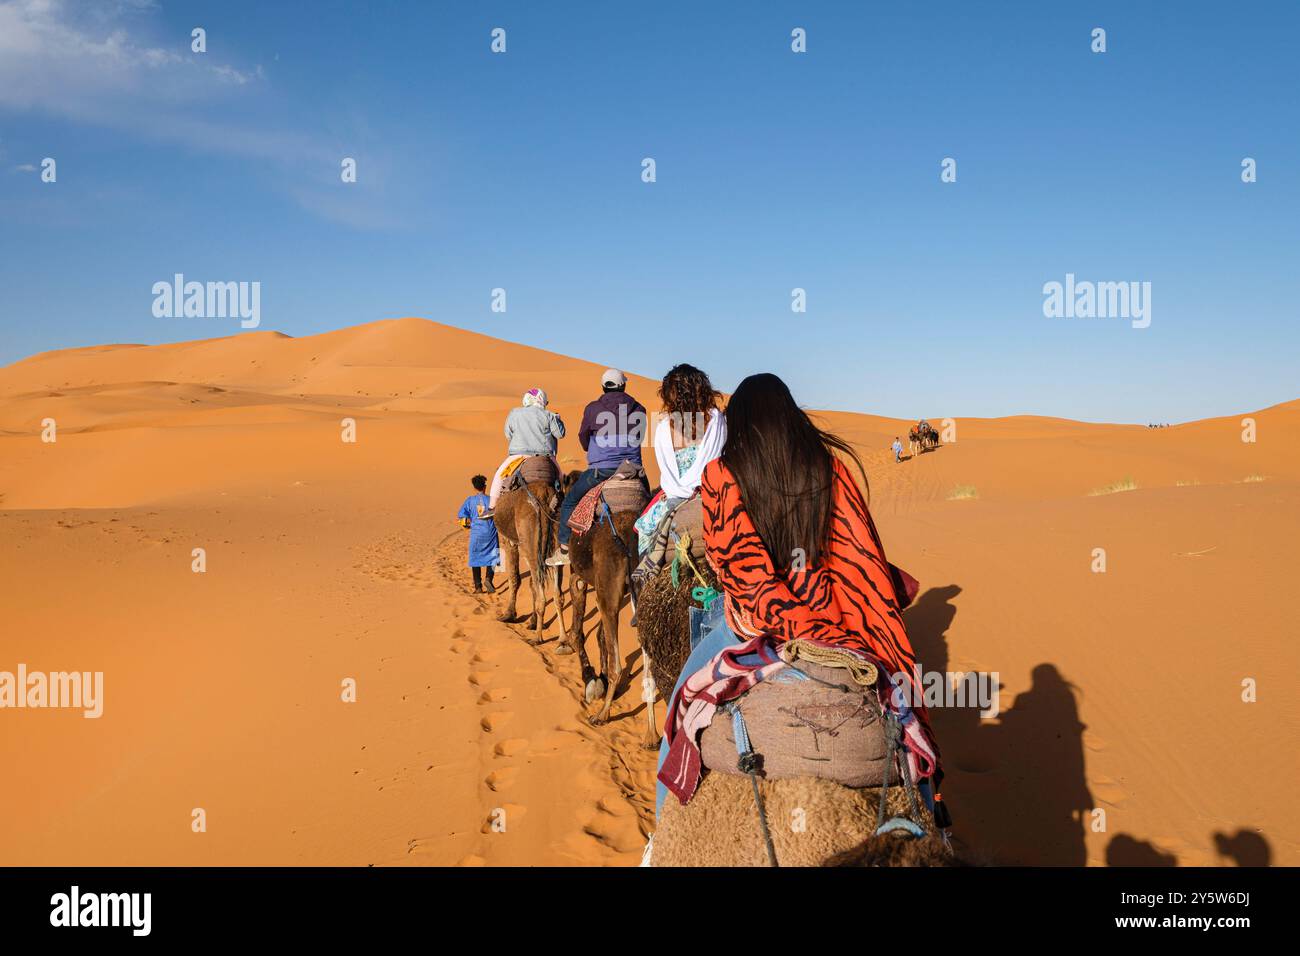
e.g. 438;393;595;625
1;0;1296;423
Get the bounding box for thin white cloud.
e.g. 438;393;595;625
0;0;261;114
0;0;409;230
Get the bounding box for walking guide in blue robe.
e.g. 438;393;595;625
457;492;499;568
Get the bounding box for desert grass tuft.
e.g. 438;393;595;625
1088;477;1137;496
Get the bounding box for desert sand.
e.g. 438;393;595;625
1;317;1295;866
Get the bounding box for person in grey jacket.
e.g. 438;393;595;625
487;387;566;510
505;387;565;456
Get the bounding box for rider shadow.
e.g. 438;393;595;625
905;586;1094;865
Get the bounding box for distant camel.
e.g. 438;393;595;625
561;493;644;728
908;426;922;459
493;466;576;645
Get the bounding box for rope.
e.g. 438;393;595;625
727;704;778;867
779;639;879;688
877;714;899;833
876;711;926;839
671;532;719;610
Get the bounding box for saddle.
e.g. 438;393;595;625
666;495;705;559
698;649;892;789
505;455;559;492
600;462;650;515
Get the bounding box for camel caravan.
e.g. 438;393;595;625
473;368;956;866
908;419;941;459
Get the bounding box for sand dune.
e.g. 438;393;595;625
1;317;1295;865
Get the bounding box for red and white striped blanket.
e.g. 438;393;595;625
658;637;788;805
566;481;608;536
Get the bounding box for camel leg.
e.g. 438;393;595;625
552;565;567;644
577;590;607;707
498;538;520;623
591;596;621;725
565;578;598;683
525;553;547;644
556;568;580;655
640;649;659;750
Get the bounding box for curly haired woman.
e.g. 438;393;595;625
634;364;727;553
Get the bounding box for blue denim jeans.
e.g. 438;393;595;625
655;600;739;819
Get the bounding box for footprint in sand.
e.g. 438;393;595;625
493;738;529;758
581;797;646;854
450;640;471;654
467;671;492;687
484;768;518;792
480;712;512;733
479;803;527;833
1082;730;1107;753
478;687;512;704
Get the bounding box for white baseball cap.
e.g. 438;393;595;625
601;368;627;388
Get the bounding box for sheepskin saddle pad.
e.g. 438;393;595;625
699;656;890;789
652;772;920;867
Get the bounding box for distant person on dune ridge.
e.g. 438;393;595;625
547;368;648;566
484;387;566;514
457;474;500;593
892;436;904;463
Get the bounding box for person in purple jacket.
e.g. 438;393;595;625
547;368;648;566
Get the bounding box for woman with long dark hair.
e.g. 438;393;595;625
655;372;941;818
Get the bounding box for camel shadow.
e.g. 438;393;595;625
906;585;1094;865
1104;827;1271;867
1106;834;1178;866
1214;829;1271;866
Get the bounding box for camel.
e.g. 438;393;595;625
560;496;644;730
909;422;940;456
633;559;720;749
652;771;956;867
493;469;576;645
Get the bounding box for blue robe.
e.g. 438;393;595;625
457;493;499;567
